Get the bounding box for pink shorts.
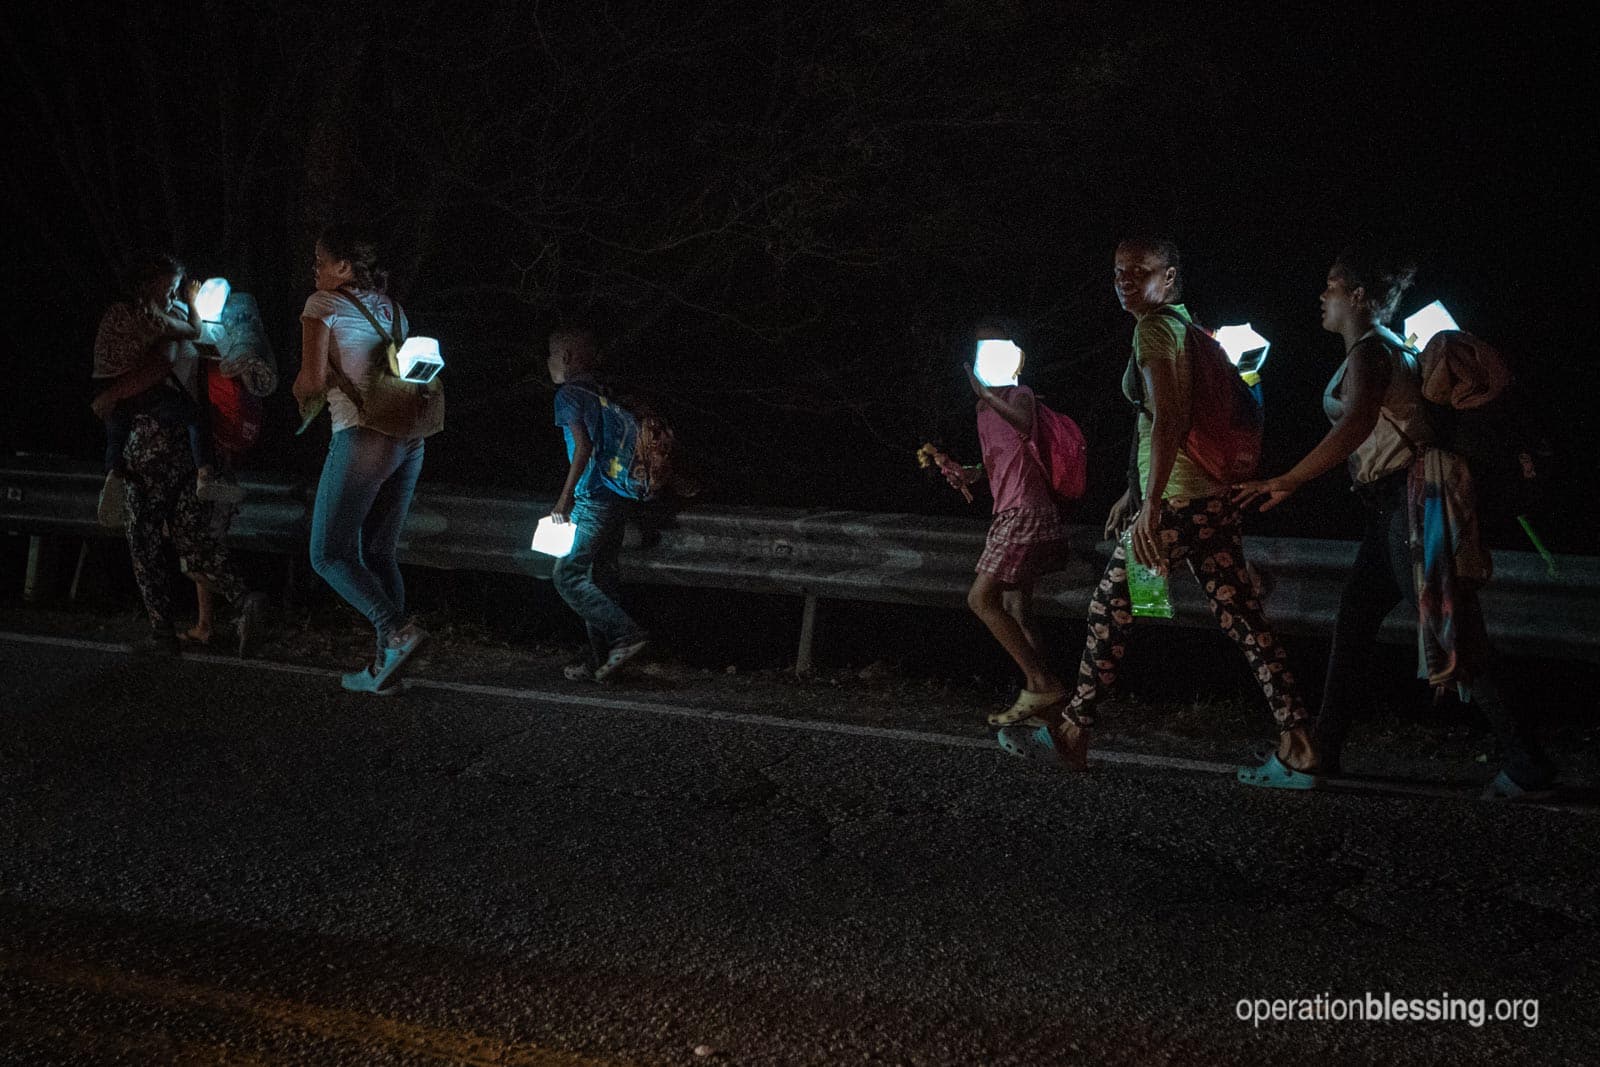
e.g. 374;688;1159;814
975;505;1069;584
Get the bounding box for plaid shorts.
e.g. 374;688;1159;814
976;505;1069;584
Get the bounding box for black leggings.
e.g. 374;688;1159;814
1313;473;1551;783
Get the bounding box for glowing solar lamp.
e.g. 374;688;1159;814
1404;300;1460;351
1214;323;1270;386
973;339;1022;388
394;337;445;383
194;277;231;322
530;514;576;557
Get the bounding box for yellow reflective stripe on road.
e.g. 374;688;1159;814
0;950;630;1067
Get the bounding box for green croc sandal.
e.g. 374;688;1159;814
997;722;1089;771
1236;753;1317;791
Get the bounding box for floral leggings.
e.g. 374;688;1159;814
1064;495;1308;732
123;415;246;634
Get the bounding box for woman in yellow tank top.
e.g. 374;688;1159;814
998;237;1312;778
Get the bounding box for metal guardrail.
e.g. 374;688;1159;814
4;455;1598;664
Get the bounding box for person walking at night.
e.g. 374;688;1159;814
546;325;650;683
998;236;1314;776
293;225;439;695
1232;247;1554;798
935;324;1071;725
92;253;241;529
90;252;267;657
180;289;278;648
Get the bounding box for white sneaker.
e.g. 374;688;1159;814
338;623;427;695
341;655;405;696
373;622;428;687
386;621;428;658
594;637;649;682
98;471;127;528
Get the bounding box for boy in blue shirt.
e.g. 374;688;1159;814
548;326;650;682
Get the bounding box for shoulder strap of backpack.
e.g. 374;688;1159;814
319;288;401;413
1126;305;1210;503
1125;311;1184;506
1129;305;1194;412
335;287;405;347
559;381;611;407
1147;304;1187;326
1353;331;1428;463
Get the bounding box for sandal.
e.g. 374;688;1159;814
1236;753;1318;791
1251;741;1334;773
997;721;1089;771
179;627;214;647
988;688;1066;726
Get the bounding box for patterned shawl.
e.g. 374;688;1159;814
1407;447;1492;694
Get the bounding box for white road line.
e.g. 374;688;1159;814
0;630;1231;773
3;629;1590;813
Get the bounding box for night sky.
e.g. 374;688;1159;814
4;3;1593;551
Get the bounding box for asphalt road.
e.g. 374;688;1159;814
1;634;1596;1065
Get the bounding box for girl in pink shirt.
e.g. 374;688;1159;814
939;326;1070;726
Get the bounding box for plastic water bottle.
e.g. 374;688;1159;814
1121;529;1174;619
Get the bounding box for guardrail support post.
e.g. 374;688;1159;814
795;593;819;675
281;554;298;614
24;535;57;603
69;540;91;601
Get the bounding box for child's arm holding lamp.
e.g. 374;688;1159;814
552;420;593;523
963;363;1035;436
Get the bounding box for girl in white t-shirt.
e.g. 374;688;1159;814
293;225;428;695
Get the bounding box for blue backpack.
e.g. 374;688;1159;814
567;383;675;501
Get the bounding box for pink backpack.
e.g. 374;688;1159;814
1028;401;1088;501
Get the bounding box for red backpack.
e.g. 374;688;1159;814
206;361;264;458
1142;307;1263;484
1027;400;1088;501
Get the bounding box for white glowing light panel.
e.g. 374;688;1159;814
973;339;1021;388
395;336;445;383
530;515;576;557
194;278;231;322
1404;300;1460;351
1214;323;1270;368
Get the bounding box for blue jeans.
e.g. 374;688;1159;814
552;489;646;666
310;427;424;651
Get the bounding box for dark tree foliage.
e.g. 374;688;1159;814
2;2;1591;545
